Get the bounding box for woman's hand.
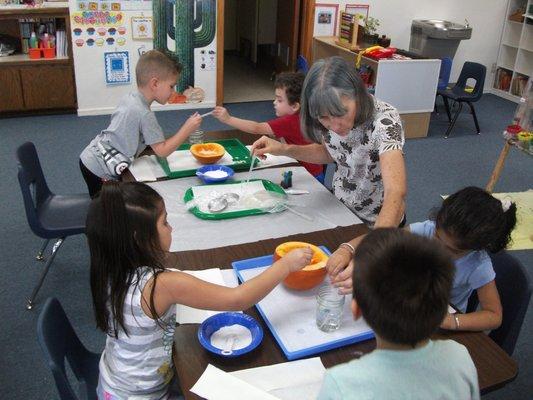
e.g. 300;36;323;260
326;247;353;277
330;260;354;295
251;136;286;159
212;106;230;123
183;112;202;135
280;247;314;273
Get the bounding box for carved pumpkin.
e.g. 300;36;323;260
190;143;225;164
274;242;328;290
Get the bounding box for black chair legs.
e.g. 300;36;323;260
36;239;50;261
26;238;65;310
442;97;452;122
467;102;481;134
444;102;463;138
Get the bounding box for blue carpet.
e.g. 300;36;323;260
0;95;531;398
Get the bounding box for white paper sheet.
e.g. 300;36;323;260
239;267;373;354
175;268;240;324
191;364;280;400
130;148;297;182
129;155;165;181
230;358;326;400
148;167;362;252
245;145;297;169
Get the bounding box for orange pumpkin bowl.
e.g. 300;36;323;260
274;242;329;291
190;143;226;164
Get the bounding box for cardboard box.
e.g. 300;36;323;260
400;112;430;139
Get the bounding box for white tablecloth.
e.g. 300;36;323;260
148;167;362;252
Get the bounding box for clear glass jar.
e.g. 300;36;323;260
316;284;345;332
189;129;204;144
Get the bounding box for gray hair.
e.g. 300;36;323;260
300;56;375;143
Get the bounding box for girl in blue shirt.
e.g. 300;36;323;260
410;186;517;332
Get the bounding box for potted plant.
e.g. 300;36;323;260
361;16;380;45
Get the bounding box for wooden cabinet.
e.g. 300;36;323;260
0;68;24;111
312;36;440;139
0;6;76;114
20;65;76;110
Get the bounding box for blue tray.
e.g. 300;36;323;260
232;247;375;360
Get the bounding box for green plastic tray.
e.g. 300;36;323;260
157;138;259;179
183;179;286;220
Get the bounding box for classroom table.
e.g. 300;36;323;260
170;232;518;399
125;129;518;398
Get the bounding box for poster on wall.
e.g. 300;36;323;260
314;4;339;37
104;51;131;85
131;16;154;39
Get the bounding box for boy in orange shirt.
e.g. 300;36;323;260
212;72;324;180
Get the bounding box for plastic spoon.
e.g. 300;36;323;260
200;110;214;118
221;334;236;355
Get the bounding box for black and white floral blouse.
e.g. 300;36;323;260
323;99;404;226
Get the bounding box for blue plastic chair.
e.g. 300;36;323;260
437;57;453;91
37;297;100;400
466;251;532;355
296;55;310;74
437;61;486;138
16;142;91;310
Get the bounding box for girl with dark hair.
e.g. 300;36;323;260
409;186;517;332
251;56;407;277
87;181;312;400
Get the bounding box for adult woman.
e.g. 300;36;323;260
251;56;407;291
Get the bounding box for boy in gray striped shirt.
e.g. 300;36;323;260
79;50;202;197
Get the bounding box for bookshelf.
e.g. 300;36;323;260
0;6;76;114
493;0;533;102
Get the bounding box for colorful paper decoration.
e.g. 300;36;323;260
131;16;153;39
104;51;131;85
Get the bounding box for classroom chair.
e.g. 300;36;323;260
466;251;532;356
296;55;310;74
438;61;486;138
37;297;100;400
323;162;336;192
16;142;91;310
434;57;452;113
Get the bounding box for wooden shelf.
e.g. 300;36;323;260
0;6;68;18
0;54;70;66
0;5;76;114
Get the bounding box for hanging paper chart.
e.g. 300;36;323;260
104;51;130;85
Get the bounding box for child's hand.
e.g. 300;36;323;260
183;112;202;134
212;106;230;123
280;247;313;273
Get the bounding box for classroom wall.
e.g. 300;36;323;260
320;0;508;90
70;0;217;116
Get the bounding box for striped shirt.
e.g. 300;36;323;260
98;267;176;399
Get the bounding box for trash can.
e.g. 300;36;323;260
409;19;472;59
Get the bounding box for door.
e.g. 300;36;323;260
274;0;300;72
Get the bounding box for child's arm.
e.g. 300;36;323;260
150;112;202;157
441;280;503;331
143;248;313;317
212;106;274;136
